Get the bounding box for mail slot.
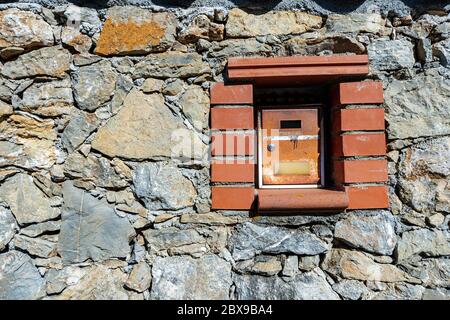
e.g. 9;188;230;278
258;106;324;187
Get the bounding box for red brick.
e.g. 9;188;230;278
336;108;385;131
211;186;255;210
332;133;386;157
211;132;255;156
227;55;369;84
333;160;388;184
211;107;254;129
211;161;255;183
210;83;253;105
333;81;384;106
346;185;389;209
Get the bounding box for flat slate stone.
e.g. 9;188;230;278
0;205;17;250
334;211;397;255
233;268;340;300
0;251;45;300
133;162;197;211
229;222;329;261
132;51;210;79
0;8;54;49
0;173;60;225
58;181;135;264
1;46;71;79
150;255;232;299
92;90;206;160
72;60;117;111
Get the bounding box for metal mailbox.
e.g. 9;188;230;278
258;106;324;188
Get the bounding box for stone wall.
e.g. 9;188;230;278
0;1;449;300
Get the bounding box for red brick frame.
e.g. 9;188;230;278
210;83;256;210
331;82;389;209
210;55;389;211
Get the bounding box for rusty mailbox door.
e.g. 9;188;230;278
260;107;323;186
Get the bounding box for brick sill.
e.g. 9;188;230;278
257;188;349;213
